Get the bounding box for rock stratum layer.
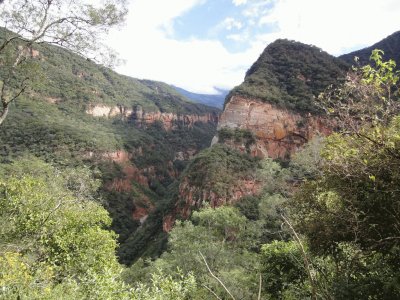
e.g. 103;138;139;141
215;96;331;159
86;104;218;130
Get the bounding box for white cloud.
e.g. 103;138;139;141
260;0;400;55
108;0;259;93
233;0;247;6
222;17;243;31
227;33;245;42
107;0;400;94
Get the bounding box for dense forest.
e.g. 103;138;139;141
1;1;400;299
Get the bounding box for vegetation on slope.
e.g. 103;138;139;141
228;39;349;113
0;28;220;266
122;50;400;299
182;144;259;195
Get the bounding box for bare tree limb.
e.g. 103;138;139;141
199;251;236;300
202;284;222;300
258;273;262;300
281;214;317;300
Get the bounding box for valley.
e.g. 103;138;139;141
1;8;400;297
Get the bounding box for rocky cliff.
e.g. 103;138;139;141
168;40;346;226
86;104;218;130
210;40;348;158
214;95;331;159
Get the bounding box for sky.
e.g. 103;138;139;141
108;0;400;94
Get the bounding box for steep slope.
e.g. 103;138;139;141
217;39;348;159
0;36;220;264
170;39;347;222
340;31;400;66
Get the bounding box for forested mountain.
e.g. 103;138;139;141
150;33;400;299
340;30;400;66
0;30;220;265
229;39;349;112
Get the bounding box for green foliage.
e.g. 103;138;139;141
261;241;308;299
291;117;400;255
235;195;261;221
289;136;324;180
229;39;348;113
318;49;400;133
126;206;261;299
316;243;400;299
183;144;259;198
218;127;256;151
285;50;400;299
362;49;399;88
0;158;127;299
0;25;219;266
130;270;197;300
258;194;289;243
257;158;290;195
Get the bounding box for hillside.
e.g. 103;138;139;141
0;34;220;264
340;31;400;66
229;39;349;113
174;34;400;218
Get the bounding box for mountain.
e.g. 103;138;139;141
173;33;400;221
229;39;349;113
219;39;348;158
173;86;228;109
340;31;400;66
0;33;220;264
167;39;348;222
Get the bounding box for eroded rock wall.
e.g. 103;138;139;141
215;96;331;158
86;104;218;130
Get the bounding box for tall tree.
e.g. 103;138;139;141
0;0;127;125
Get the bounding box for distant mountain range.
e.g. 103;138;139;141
173;86;229;109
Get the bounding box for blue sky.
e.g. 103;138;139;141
108;0;400;94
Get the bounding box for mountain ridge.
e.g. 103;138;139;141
340;30;400;66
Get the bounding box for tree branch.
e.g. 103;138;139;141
199;251;236;300
281;214;317;300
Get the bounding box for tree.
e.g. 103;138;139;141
0;158;127;298
125;206;261;299
287;51;400;298
317;49;400;134
0;0;128;125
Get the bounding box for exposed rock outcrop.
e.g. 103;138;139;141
215;96;331;159
86;104;218;130
85;104;133;118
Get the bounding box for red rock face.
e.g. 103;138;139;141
163;215;175;232
103;150;131;164
171;96;333;225
216;96;331;159
132;198;154;225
